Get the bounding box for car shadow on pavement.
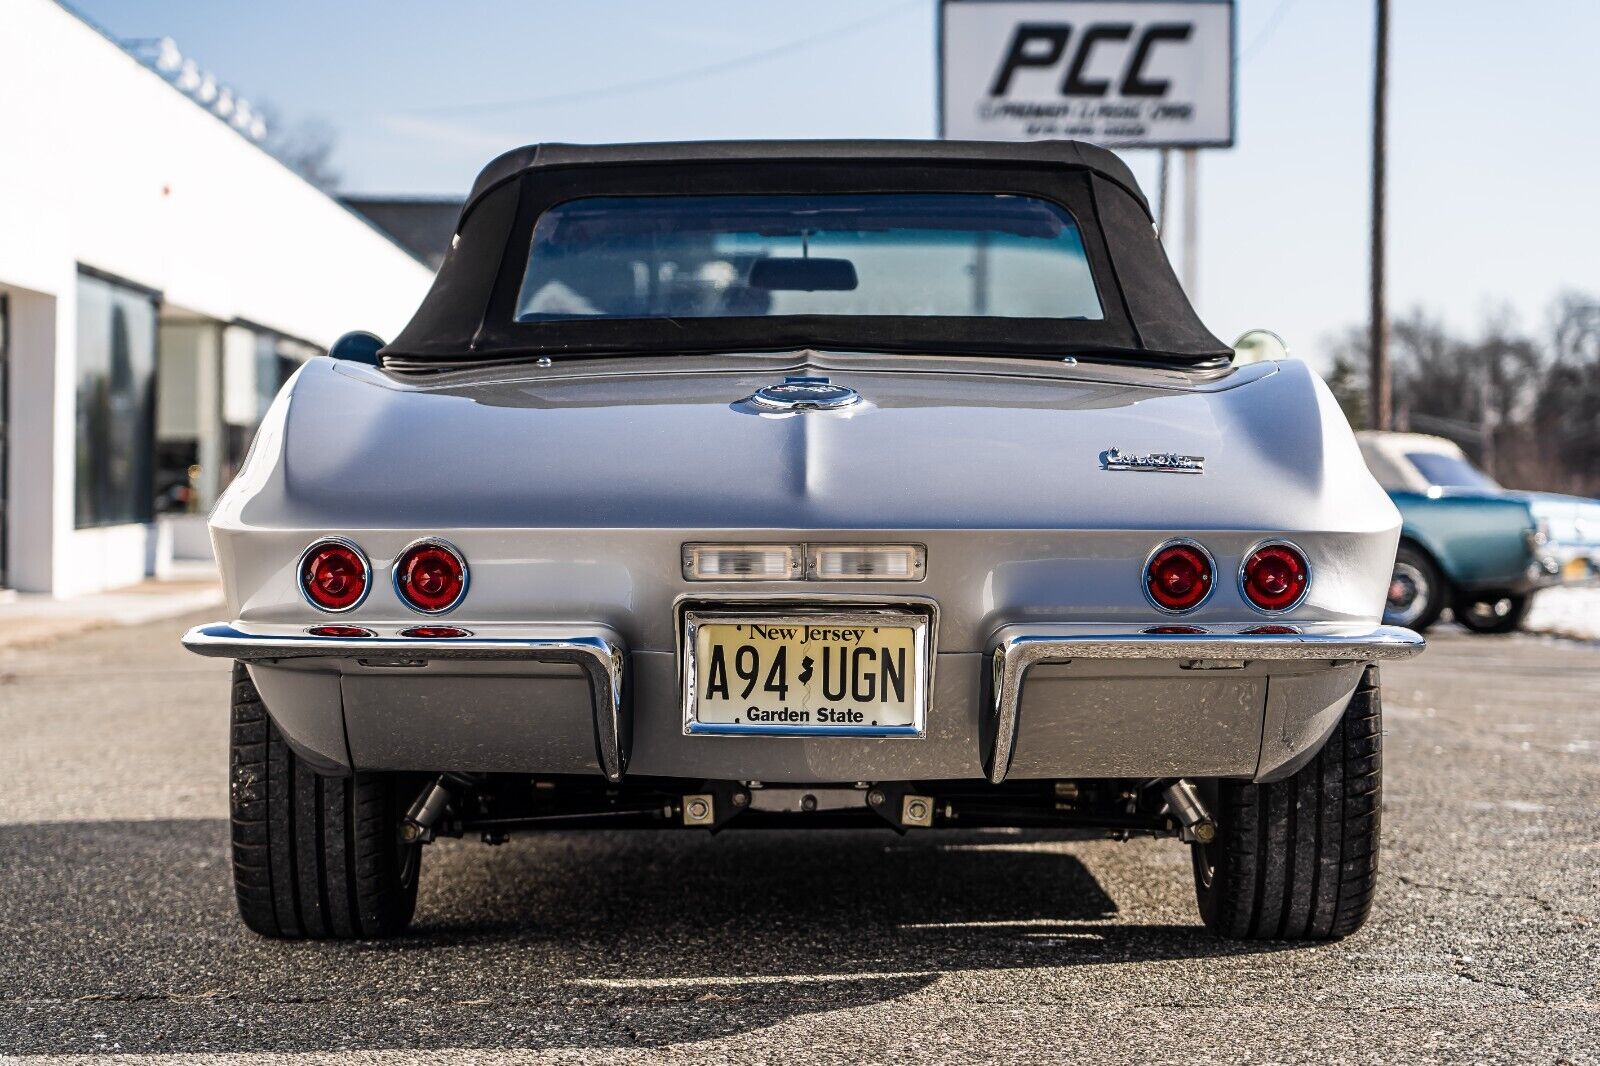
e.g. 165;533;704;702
0;818;1303;1055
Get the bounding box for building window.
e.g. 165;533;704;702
254;330;300;421
75;271;158;528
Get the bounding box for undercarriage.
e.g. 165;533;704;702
393;774;1220;844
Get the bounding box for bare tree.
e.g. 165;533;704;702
1325;329;1371;431
1328;293;1600;496
254;103;342;192
1533;294;1600;495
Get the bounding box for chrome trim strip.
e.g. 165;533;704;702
181;622;629;782
1141;537;1218;615
392;537;470;615
687;723;923;738
671;593;941;655
1238;538;1312;615
296;537;372;614
985;625;1426;785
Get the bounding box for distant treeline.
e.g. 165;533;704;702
1326;292;1600;497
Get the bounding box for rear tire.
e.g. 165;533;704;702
1384;542;1446;632
229;662;420;939
1191;665;1382;940
1453;592;1533;634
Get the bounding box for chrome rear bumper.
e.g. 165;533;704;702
182;622;628;782
986;624;1423;783
183;621;1421;787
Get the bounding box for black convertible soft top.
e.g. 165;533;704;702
382;140;1229;368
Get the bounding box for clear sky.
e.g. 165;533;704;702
67;0;1600;368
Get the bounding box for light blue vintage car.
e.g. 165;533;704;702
1357;432;1577;632
182;140;1422;944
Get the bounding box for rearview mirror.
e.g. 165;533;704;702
747;257;858;292
1232;329;1290;365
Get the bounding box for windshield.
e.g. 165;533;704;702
1406;451;1501;491
516;193;1103;322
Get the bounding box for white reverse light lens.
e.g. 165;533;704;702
683;544;803;581
808;544;926;581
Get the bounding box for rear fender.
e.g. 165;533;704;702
1390;492;1534;588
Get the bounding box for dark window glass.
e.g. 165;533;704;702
75;273;158;528
255;331;297;421
218;329;310;492
517;193;1103;322
1405;451;1500;491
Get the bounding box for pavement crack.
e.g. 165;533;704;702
1392;874;1593;923
1448;966;1537;1000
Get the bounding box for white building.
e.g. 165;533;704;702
0;0;435;596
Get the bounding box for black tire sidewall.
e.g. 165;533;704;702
1453;592;1533;634
1191;666;1383;940
1385;543;1446;631
229;662;419;939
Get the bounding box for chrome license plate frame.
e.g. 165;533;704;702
681;608;930;738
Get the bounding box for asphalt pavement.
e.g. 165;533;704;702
0;613;1596;1064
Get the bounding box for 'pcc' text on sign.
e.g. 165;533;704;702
940;0;1235;147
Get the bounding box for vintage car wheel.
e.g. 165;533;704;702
1383;544;1445;631
229;663;420;939
1191;666;1382;940
1453;592;1534;634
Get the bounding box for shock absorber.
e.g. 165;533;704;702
400;773;479;843
1161;779;1217;843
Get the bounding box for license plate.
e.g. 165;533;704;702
682;611;929;737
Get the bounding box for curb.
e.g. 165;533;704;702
0;582;225;652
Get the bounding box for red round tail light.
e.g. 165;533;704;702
1241;542;1310;612
395;540;468;613
1144;541;1215;613
299;540;370;612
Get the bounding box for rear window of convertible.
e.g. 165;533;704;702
516;193;1104;322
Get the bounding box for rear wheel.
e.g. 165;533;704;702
229;662;420;939
1384;543;1446;631
1453;592;1533;634
1191;666;1382;940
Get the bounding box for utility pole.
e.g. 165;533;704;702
1368;0;1392;430
1156;148;1171;240
1480;364;1497;478
1181;148;1199;301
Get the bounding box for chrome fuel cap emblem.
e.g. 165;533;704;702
750;376;860;411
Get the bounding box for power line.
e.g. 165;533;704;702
1241;0;1300;63
405;0;923;118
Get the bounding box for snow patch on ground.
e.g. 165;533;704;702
1524;585;1600;642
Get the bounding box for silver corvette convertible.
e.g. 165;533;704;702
183;140;1422;942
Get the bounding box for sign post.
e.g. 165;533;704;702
938;0;1235;295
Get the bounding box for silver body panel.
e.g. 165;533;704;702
190;350;1420;784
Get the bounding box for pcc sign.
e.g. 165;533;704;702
939;0;1235;147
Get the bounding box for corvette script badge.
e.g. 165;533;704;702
1100;448;1205;474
